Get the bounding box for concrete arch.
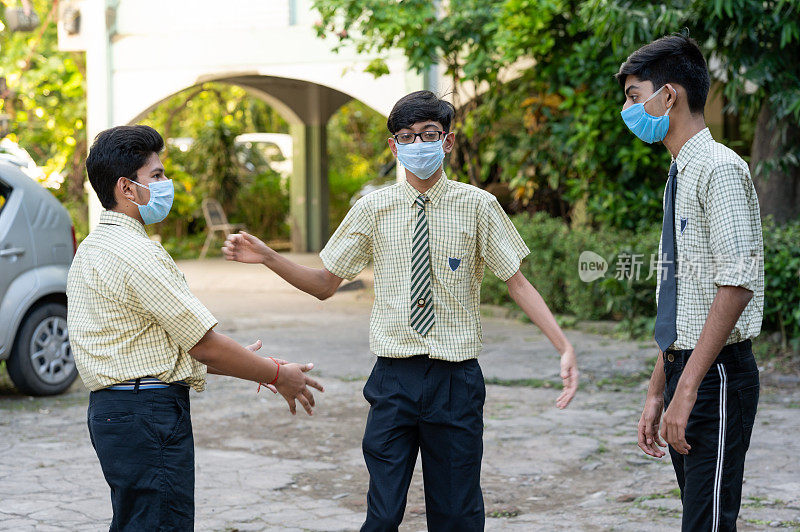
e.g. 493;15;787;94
63;0;428;251
123;71;391;129
126;73;368;252
128;77;305;128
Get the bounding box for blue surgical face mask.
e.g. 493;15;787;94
620;85;675;144
128;178;174;225
395;139;446;180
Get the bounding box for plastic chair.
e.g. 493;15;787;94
200;198;245;259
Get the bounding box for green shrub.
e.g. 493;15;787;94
483;213;800;344
762;217;800;350
480;212;661;338
482;212;571;311
232;170;290;241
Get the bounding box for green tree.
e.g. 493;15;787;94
326;100;392;231
313;0;800;228
313;0;505;191
312;0;674;230
139;83;291;243
586;0;800;223
0;0;87;228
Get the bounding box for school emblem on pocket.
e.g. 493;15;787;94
448;257;461;271
680;217;688;235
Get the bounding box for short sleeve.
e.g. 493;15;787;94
478;196;531;281
703;161;760;291
319;197;374;280
126;251;217;353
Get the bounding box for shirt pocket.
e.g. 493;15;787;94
431;231;475;286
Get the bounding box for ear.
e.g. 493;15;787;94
664;83;678;111
117;176;136;203
387;137;398;157
443;131;455;153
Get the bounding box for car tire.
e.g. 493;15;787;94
7;302;78;396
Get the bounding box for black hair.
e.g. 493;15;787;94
387;90;456;134
615;32;710;115
85;125;164;209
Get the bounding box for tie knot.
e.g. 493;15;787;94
415;195;428;208
669;161;678;179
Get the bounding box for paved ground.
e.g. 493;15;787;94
1;256;798;531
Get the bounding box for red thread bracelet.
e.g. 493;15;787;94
256;358;280;393
268;357;280;385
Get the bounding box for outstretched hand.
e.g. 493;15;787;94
223;231;270;264
245;340;287;394
275;362;324;416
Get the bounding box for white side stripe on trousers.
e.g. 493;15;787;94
713;363;728;532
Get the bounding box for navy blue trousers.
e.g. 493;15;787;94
87;384;194;531
664;340;759;531
361;356;485;532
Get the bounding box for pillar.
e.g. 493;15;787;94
84;0;115;229
290;122;329;252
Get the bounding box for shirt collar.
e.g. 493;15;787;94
402;171;450;207
675;127;714;172
98;210;148;238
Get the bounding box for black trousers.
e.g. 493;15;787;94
664;340;759;532
361;356;485;532
87;384;194;531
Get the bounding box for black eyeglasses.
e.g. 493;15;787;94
393;131;446;145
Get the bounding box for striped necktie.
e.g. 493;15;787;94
410;194;435;336
654;161;679;352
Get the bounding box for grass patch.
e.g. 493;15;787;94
635;493;668;502
634;488;681;503
742;496;788;509
745;519;800;528
593;371;651;390
487;508;520;518
753;337;800;374
337;375;367;383
555;314;579;329
484;377;558;388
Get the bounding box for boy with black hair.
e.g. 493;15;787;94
68;125;323;530
618;34;764;530
224;90;579;531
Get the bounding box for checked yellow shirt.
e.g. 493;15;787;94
67;211;217;391
320;173;530;361
657;128;764;350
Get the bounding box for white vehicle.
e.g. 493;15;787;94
167;133;293;177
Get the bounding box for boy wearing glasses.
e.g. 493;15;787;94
223;90;578;531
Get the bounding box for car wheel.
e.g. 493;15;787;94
7;302;78;396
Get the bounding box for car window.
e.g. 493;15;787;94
0;180;10;216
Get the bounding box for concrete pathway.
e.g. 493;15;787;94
1;257;797;531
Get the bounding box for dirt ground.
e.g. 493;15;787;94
1;257;798;531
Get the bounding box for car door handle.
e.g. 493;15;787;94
0;247;25;257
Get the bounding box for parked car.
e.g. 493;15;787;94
0;160;77;395
349;160;397;205
168;133;293;177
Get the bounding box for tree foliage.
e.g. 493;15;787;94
327;100;393;230
0;0;87;219
313;0;800;228
139;83;290;244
